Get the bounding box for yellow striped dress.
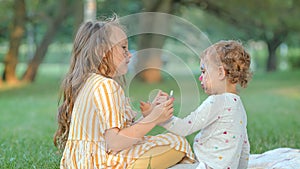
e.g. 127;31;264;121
60;73;195;169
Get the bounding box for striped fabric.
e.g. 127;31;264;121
60;73;195;169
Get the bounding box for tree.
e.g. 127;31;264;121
22;0;72;81
2;0;26;84
135;0;176;83
84;0;96;21
74;0;84;29
0;0;85;84
183;0;300;71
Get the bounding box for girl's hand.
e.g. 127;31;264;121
140;101;152;117
140;90;169;117
145;99;174;125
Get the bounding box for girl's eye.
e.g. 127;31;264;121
201;69;205;74
121;45;129;56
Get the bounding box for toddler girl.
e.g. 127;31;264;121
155;40;252;169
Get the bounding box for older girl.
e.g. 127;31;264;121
53;16;194;169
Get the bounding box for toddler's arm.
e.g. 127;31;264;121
161;96;216;136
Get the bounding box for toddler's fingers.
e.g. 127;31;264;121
159;91;169;97
155;90;162;99
157;96;168;103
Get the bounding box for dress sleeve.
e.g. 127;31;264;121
161;96;220;136
124;97;138;126
93;79;125;131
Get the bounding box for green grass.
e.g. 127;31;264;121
0;65;300;168
243;71;300;153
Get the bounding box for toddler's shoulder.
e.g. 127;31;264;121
209;93;241;105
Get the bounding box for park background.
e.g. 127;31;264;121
0;0;299;168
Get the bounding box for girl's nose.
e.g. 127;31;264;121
126;50;132;59
198;75;203;81
128;51;132;59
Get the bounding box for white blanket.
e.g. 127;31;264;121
169;148;300;169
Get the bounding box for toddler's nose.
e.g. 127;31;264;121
198;75;203;81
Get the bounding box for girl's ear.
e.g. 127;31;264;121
218;66;226;80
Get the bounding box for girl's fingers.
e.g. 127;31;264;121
164;100;173;109
164;99;174;107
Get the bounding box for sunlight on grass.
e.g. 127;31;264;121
273;86;300;99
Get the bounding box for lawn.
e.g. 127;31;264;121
0;64;299;168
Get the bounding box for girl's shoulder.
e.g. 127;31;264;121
89;73;118;85
88;73;122;93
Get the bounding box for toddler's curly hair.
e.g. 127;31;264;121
205;40;252;88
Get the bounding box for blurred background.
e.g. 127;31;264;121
0;0;299;168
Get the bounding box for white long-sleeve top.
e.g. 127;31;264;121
162;93;250;169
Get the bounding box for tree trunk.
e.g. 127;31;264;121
84;0;96;22
2;0;26;84
22;0;69;82
74;0;84;30
265;37;283;72
136;0;173;83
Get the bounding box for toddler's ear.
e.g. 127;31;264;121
218;66;226;80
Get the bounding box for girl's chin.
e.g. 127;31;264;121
116;69;128;77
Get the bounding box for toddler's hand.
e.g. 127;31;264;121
152;90;169;105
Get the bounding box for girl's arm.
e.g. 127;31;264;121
140;90;169;117
104;99;174;153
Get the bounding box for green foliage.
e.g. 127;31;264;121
180;7;247;43
97;0;142;16
209;0;298;35
287;47;300;69
0;0;13;42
